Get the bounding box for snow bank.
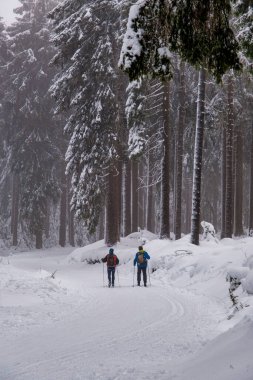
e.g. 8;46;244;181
66;230;158;264
242;271;253;294
244;254;253;269
178;316;253;380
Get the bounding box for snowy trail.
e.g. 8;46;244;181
0;253;223;380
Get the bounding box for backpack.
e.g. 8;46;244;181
138;252;146;265
107;254;116;267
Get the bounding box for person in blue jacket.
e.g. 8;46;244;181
133;246;150;287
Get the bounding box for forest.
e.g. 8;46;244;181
0;0;252;250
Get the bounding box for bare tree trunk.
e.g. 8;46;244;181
116;161;122;238
35;229;43;249
131;160;139;233
183;171;192;234
44;200;50;239
146;150;154;232
138;160;145;229
122;160;131;236
67;176;75;246
233;122;244;236
175;62;186;240
160;81;170;239
11;174;19;246
221;122;226;239
249;122;253;235
191;68;206;245
105;169;120;246
97;209;105;241
68;209;75;247
59;166;67;247
224;75;234;238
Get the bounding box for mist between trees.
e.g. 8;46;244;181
0;0;252;250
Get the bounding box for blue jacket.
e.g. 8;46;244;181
134;251;150;268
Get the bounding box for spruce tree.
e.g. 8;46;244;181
0;19;11;242
50;0;128;244
6;0;60;248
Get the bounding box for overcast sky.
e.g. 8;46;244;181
0;0;20;25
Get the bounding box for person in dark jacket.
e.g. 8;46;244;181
133;246;150;287
102;248;119;287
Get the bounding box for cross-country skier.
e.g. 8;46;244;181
102;248;119;287
133;246;150;287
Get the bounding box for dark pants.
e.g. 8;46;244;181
137;267;147;286
107;267;115;286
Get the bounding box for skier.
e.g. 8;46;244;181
133;246;150;287
102;248;119;287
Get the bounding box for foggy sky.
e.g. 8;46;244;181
0;0;20;25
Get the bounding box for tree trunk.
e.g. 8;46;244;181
68;209;75;247
35;229;43;249
233;122;244;236
160;81;170;239
190;68;206;245
131;160;139;233
249;122;253;235
138;161;144;229
221;122;226;239
11;174;19;246
59;166;67;247
97;209;105;241
116;161;122;238
224;75;234;238
146;150;154;232
105;169;120;246
44;200;50;239
67;175;75;246
175;62;186;240
122;160;131;236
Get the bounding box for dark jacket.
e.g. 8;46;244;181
102;254;119;267
134;250;150;268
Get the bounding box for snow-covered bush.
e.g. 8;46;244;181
227;266;250;282
201;221;216;241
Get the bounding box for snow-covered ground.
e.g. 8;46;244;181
1;232;253;380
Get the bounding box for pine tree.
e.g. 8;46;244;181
50;0;128;244
0;18;10;222
6;0;61;248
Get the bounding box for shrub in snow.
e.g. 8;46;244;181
227;267;250;282
227;267;250;307
201;221;216;241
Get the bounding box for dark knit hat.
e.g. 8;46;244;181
138;246;143;251
109;248;114;254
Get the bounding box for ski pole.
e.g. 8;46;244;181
133;266;135;287
147;263;151;287
103;262;105;287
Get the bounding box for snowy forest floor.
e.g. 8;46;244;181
1;233;253;380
